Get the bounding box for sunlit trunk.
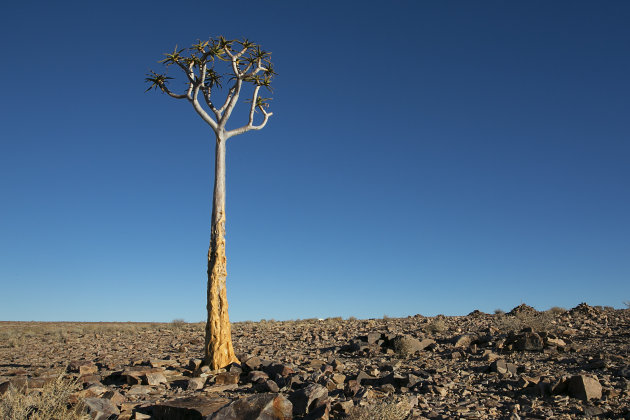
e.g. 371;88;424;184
203;135;239;369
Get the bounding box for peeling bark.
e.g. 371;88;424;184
204;137;239;369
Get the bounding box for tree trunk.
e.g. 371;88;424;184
204;135;239;369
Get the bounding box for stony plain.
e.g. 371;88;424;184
1;303;629;419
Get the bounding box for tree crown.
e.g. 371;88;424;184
146;36;275;139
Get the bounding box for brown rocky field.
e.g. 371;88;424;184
1;303;629;419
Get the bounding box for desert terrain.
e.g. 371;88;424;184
1;303;629;419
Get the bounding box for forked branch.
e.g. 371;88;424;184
146;36;274;139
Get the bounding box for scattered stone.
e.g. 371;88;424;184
1;303;628;420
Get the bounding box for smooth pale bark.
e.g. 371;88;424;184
203;135;239;369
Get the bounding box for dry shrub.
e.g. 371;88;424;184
424;319;447;334
0;374;89;420
495;311;558;333
547;306;567;315
495;315;523;333
170;319;187;330
347;400;411;420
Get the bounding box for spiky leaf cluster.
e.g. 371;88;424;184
145;36;275;138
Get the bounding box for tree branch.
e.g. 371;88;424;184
219;78;242;127
247;85;261;125
191;80;218;131
202;86;221;119
217;85;236;115
159;83;188;99
225;108;272;139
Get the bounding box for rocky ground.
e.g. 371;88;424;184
1;303;629;419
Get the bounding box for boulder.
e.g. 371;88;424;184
144;371;168;386
84;397;120;420
289;383;328;416
214;372;240;385
567;375;602;402
187;377;207;391
210;393;292;420
490;359;517;375
153;396;230;420
390;335;435;357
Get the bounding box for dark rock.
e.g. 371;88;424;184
289;383;328;416
153;396;230;420
355;371;378;386
490;359;518;375
187;377;207;390
254;379;280;393
304;402;330;420
244;356;263;372
68;360;98;375
615;366;630;378
510;331;544;351
265;363;295;378
390;335;435;357
366;332;382;345
331;400;354;415
102;390;126;405
210;393;292;420
188;359;203;371
84;397;120;420
247;370;270;383
583;406;605;417
144;371;168;386
507;304;537;316
567;375;602;401
214;371;240;385
453;334;477;348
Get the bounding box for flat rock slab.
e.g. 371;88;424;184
153;396;230;420
567;375;602;402
209;393;292;420
84;397;120;420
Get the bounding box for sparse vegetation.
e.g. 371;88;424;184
547;306;567;314
325;316;343;322
495;310;558;333
494;308;505;315
623;300;630;309
171;318;187;329
0;373;89;420
424;319;447;334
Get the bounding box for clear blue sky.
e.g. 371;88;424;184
1;1;629;322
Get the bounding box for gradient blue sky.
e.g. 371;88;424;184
1;1;629;322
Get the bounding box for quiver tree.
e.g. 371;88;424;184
146;36;274;369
